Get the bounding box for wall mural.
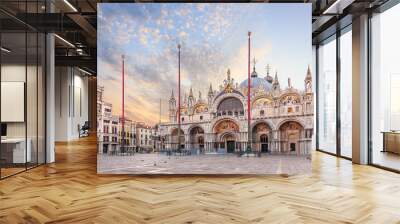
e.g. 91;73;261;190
280;94;301;105
194;104;207;114
253;97;273;107
97;3;313;175
214;120;240;134
280;121;303;131
254;123;271;133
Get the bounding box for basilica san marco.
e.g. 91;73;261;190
159;63;314;156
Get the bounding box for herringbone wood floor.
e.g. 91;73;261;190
1;136;400;224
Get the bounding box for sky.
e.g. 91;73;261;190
98;3;312;126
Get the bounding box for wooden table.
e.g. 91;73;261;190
381;131;400;154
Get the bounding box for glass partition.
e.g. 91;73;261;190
1;31;28;177
0;1;46;179
370;4;400;171
317;36;337;154
339;28;352;158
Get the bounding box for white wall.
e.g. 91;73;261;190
54;67;89;141
1;65;26;139
1;63;47;164
55;66;68;141
1;65;42;137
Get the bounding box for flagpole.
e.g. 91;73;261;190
121;54;125;149
177;44;181;152
247;31;252;154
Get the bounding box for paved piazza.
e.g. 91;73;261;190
97;154;311;175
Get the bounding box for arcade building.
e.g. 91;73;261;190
159;64;314;155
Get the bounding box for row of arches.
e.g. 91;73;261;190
167;119;311;155
213;93;304;109
212;95;306;118
182;94;306;121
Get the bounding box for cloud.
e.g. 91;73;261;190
98;4;240;125
98;3;311;125
228;41;272;82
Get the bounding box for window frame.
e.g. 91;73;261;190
315;23;353;160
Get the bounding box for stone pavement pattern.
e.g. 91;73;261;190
98;154;311;175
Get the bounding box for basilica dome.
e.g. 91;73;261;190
239;75;272;92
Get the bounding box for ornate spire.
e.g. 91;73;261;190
305;65;312;92
207;83;214;105
272;71;280;94
189;87;193;98
170;89;175;100
208;83;213;95
305;65;312;80
223;68;235;93
251;57;258;78
265;64;273;83
273;71;279;85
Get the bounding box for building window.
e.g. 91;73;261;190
200;116;203;120
217;97;244;113
260;110;265;116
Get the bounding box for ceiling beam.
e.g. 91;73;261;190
67;13;97;46
55;55;96;74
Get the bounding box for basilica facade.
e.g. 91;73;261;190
159;65;314;155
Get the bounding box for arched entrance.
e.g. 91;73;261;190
189;126;204;151
279;121;303;153
213;119;240;153
221;133;236;153
171;128;185;150
260;134;268;153
198;136;204;149
252;122;272;152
